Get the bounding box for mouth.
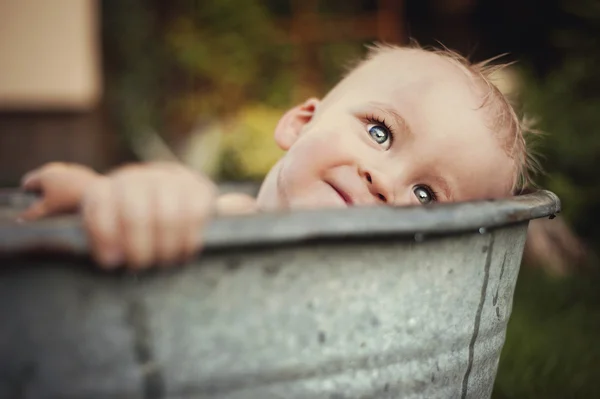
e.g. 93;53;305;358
327;182;354;206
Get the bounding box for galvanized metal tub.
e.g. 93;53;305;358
0;190;560;399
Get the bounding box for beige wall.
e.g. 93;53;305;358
0;0;116;186
0;0;101;110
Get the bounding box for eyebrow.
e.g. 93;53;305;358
366;101;413;138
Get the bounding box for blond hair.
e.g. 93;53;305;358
351;42;542;195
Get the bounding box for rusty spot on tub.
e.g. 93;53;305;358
505;211;522;222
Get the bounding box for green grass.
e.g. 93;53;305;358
492;265;600;398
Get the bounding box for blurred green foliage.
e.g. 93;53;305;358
161;0;293;124
492;1;600;396
102;0;296;145
102;0;165;149
492;266;600;399
102;0;367;151
217;104;286;181
518;0;600;243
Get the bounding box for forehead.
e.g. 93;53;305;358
333;49;482;105
323;49;515;198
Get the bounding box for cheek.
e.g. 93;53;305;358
277;127;363;203
285;128;359;177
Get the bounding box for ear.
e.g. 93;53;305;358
274;98;320;150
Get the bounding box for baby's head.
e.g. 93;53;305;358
257;44;537;211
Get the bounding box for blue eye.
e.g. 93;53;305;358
368;124;391;149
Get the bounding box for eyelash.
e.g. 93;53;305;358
420;185;439;202
365;115;394;144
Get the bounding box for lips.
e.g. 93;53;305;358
327;182;354;206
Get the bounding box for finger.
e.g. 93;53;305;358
20;170;42;191
153;181;180;266
117;177;154;270
17;200;48;221
83;180;121;269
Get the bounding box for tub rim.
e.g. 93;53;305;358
0;190;560;255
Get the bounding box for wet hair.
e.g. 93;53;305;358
348;41;542;195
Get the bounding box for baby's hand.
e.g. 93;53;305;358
81;163;217;270
19;162;101;221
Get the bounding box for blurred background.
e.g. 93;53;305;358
1;0;599;397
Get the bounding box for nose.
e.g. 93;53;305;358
360;168;392;204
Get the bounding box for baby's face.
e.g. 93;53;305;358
257;49;516;211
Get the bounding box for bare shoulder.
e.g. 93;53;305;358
216;193;259;215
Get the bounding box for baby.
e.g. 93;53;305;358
18;44;536;269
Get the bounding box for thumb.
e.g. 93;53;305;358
17;200;48;222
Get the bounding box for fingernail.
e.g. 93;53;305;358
20;172;33;186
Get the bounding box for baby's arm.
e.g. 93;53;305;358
216;192;259;215
19;162;258;268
